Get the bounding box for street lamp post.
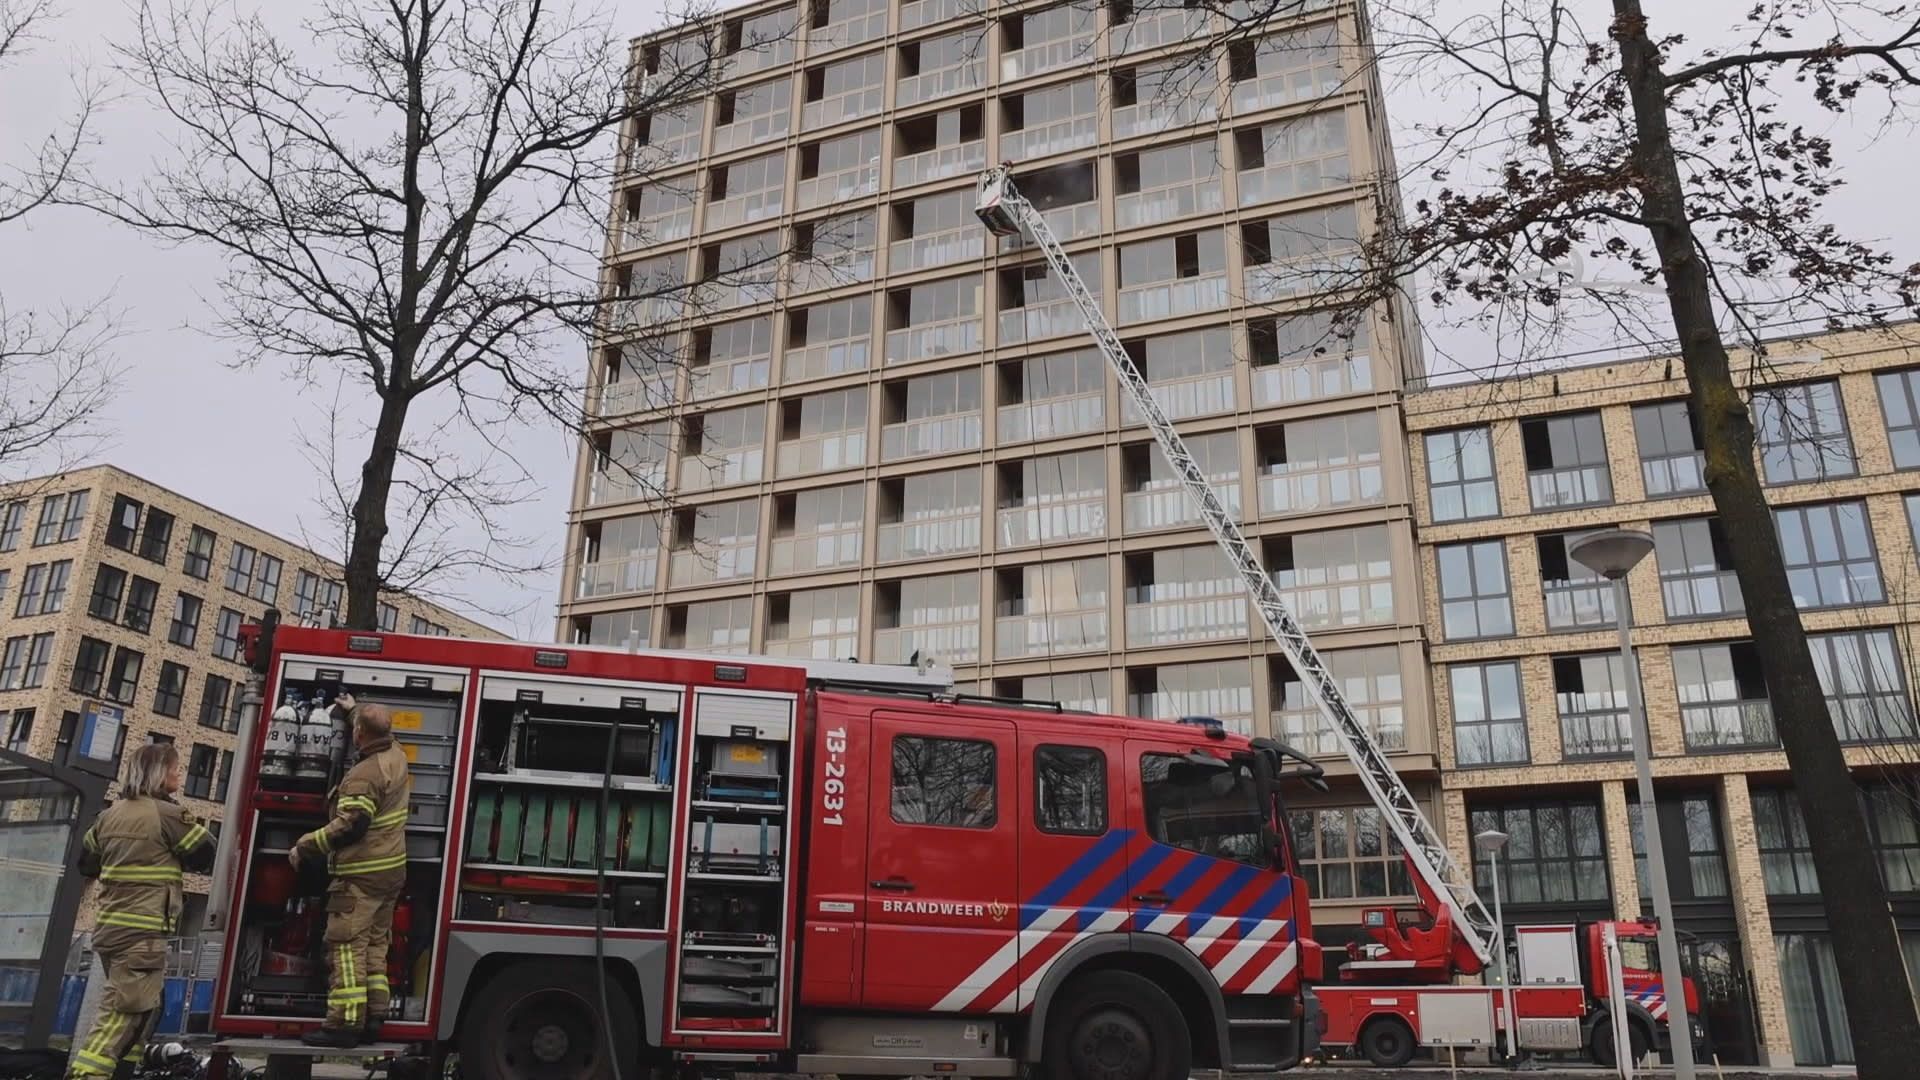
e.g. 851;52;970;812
1570;529;1696;1080
1475;828;1515;1063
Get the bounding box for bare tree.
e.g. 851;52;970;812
74;0;794;627
1;0;115;481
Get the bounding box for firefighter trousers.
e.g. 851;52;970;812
68;937;167;1079
323;878;399;1030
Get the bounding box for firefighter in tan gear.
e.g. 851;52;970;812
290;695;410;1048
69;742;217;1080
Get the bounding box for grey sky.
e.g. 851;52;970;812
4;0;1917;640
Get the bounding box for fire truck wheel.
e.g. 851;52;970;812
459;960;639;1080
1043;970;1192;1080
1589;1016;1650;1069
1358;1018;1416;1068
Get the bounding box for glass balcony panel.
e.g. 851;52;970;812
890;227;986;273
795;162;881;209
881;412;984;460
1113;95;1217;140
1000;114;1098;162
1237;156;1351;208
622;209;694;250
776;432;868;476
769;531;863;574
1244;253;1364;303
689;356;770;400
1125;596;1250;646
1000;33;1094;81
574;555;659;599
677;448;764;491
1682;701;1778;750
1117;274;1228;324
1110;9;1210;55
884;318;982;365
809;12;887;51
998;203;1100;250
894;141;986;187
899;59;986;108
877;515;982;561
995;610;1108;659
996;496;1107;547
874;622;979;665
900;0;980;31
996;392;1104;443
1251;353;1373;407
765;633;860;660
590;375;677;418
1124;483;1240;532
588;463;667;506
1257;464;1384;517
1272;705;1406;756
1120;372;1235;422
999;298;1088;344
803;87;885;130
1114;178;1223;230
668;545;758;586
784;339;872;382
710;112;790;155
705;191;784;231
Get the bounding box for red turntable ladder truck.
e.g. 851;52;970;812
973;167;1704;1069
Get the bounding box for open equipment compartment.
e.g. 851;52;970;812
222;659;467;1025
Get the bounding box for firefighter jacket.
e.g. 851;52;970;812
78;796;217;941
296;736;410;889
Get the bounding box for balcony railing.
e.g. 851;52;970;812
1273;574;1395;629
590;376;676;418
1256;463;1384;517
1121;371;1234;422
769;531;862;574
877;514;982;561
574;555;659;599
1642;452;1707;498
696;276;779;311
997;392;1103;443
1001;35;1094;81
802;87;884;130
1118;274;1228;324
1134;701;1255;734
1000;203;1100;249
894;140;986;187
612;293;688;329
689;357;770;400
900;0;979;32
890;227;985;273
1663;570;1744;619
874;622;980;666
677;449;763;491
704;191;783;231
622;210;694;250
668;545;758;587
1272;706;1406;757
1125;595;1250;647
1230;59;1342;117
1124;482;1241;532
765;634;860;660
587;464;667;506
898;59;985;108
1113;95;1217;140
1110;9;1210;55
1561;711;1633;759
1244;253;1364;303
1115;179;1223;230
884;318;982;365
1252;353;1373;407
1001;114;1098;162
795;162;880;209
999;297;1088;344
1682;701;1777;751
784;338;871;382
723;40;795;79
776;432;867;476
808;12;887;51
710;113;789;155
624;131;701;173
996;496;1107;547
1528;466;1613;510
1238;157;1351;208
1832;692;1918;744
786;250;876;295
996;610;1108;659
881;412;984;460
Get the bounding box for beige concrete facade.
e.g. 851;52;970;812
0;464;497;922
1408;324;1920;1067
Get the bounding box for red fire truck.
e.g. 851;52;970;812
203;620;1328;1079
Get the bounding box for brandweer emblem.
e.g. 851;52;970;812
987;899;1009;923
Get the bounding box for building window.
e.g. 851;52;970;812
71;637;111;695
170;593;202;649
185;743;217;800
1522;411;1613;510
20;634;51;689
1425;427;1498;522
891;735;996;828
1775;501;1883;609
1554;653;1633;758
123;577;159;634
1653;517;1743;619
253;554;283;604
1808;628;1916;742
1754;380;1856;484
1127;660;1255;736
199;674;235;732
666;597;753;654
213;608;245;663
1628;796;1731;900
1271;647;1406;755
154;662;188;718
214;750;234;801
873;570;981;666
33;490;87;545
572;609;652;651
1033;745;1107;836
5;708;32;753
225;543;256;594
0;569;8;608
1009;672;1110;714
14;561;69;617
138;508;173;564
1141;752;1268;867
378;603;398;632
1290;807;1410;899
1267;524;1395;630
1632;400;1706;497
1877;368;1920;470
1124;545;1247;648
1751;788;1819;895
107;495;143;550
408;615;450;636
1449;661;1529;766
1538;530;1618;630
1864;785;1920;893
0;637;27;691
0;501;23;551
88;565;128;622
1470;799;1610;904
1438;540;1513;640
107;648;144;705
766;585;861;660
1672;640;1776;750
184;526;216;579
292;571;344;623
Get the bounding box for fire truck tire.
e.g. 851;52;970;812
1589;1016;1650;1069
1358;1017;1416;1068
1042;970;1192;1080
458;960;639;1080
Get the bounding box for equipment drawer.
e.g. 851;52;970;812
680;953;777;983
678;982;777;1009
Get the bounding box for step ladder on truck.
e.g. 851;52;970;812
974;165;1706;1069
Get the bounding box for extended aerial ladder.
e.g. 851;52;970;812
974;165;1500;973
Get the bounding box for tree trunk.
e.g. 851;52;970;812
343;390;411;630
1611;4;1920;1075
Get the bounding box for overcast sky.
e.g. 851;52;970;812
4;0;1918;640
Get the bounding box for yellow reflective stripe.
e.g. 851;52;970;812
309;829;331;854
98;864;183;882
175;824;213;852
83;829;100;853
372;807;408;828
338;795;378;813
333;853;407;875
98;910;173;932
328;990;368;1002
73;1048;118;1075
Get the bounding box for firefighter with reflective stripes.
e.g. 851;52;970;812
68;743;216;1080
290;696;411;1048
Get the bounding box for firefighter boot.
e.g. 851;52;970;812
362;1018;383;1044
302;1026;362;1050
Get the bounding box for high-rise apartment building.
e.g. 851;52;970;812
1408;325;1920;1068
564;0;1437;931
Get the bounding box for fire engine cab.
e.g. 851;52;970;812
205;620;1326;1079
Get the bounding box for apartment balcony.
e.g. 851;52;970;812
999;298;1088;345
898;60;985;108
1000;203;1100;249
890;227;985;273
996;496;1107;548
589;376;676;418
723;41;795;80
624;133;700;174
1110;9;1210;55
1833;692;1918;744
1252;353;1373;407
894;140;986;188
787;251;877;295
1238;158;1350;208
1115;178;1223;230
995;609;1108;659
677;449;763;492
1643;451;1707;498
1124;482;1241;532
874;622;980;666
881;412;984;460
877;514;982;561
1113;95;1218;141
705;193;783;231
1561;711;1633;759
1121;371;1235;423
668;545;758;587
765;634;859;660
621;210;693;251
1682;701;1777;752
710;115;789;156
769;531;862;574
1663;570;1744;620
1244;254;1365;303
612;293;688;330
776;432;868;476
1273;705;1406;758
808;13;886;52
1001;115;1098;163
997;392;1103;443
689;357;770;400
1256;463;1385;517
587;464;667;506
900;0;979;32
1125;595;1250;647
1118;274;1228;324
1001;35;1094;81
803;87;884;131
884;318;982;366
784;339;871;383
696;277;779;312
1528;466;1613;510
574;555;658;599
795;163;880;210
1273;574;1395;629
1230;57;1339;116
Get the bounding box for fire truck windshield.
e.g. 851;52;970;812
1141;753;1273;868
